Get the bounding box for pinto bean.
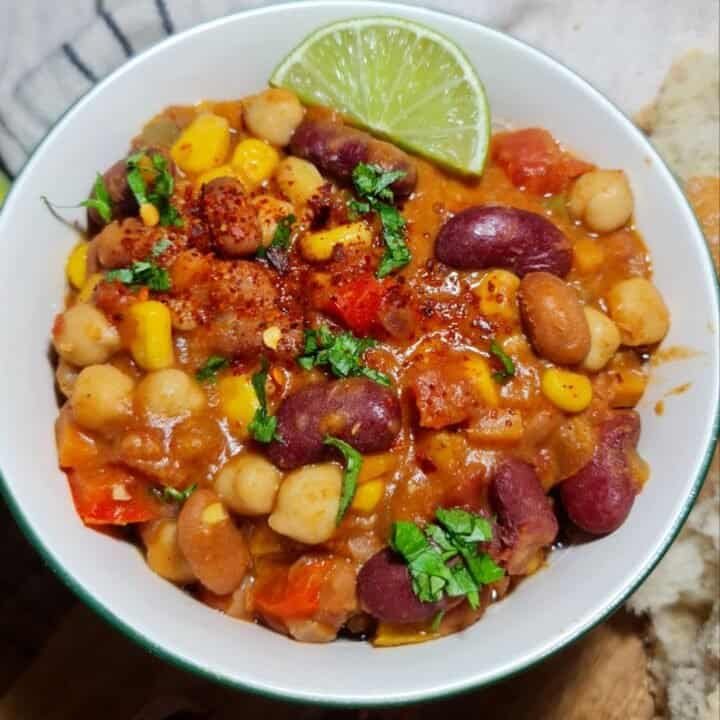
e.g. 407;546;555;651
92;217;155;269
518;272;591;364
289;118;417;197
490;459;559;575
201;177;262;257
266;378;401;470
177;489;250;595
435;206;572;277
559;411;640;535
357;549;456;623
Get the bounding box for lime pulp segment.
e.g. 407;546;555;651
271;17;490;175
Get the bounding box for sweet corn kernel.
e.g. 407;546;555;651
351;480;384;513
466;408;524;444
374;621;438;647
66;242;88;290
77;273;104;303
262;325;282;350
573;238;605;274
231;138;280;190
218;375;259;435
139;202;160;227
201;502;229;525
464;356;500;407
299;222;373;262
357;452;398;484
473;269;521;321
195;164;239;188
170;113;230;175
610;368;647;408
128;300;174;371
541;368;593;412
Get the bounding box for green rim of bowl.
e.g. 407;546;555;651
0;0;718;708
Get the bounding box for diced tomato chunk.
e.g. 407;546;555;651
325;274;388;335
253;558;331;620
68;465;162;526
492;128;593;195
56;416;100;469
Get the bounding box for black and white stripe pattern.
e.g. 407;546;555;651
0;0;251;178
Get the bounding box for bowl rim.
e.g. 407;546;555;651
0;0;718;708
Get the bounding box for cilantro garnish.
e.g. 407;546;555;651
297;326;391;386
248;357;279;443
350;163;411;278
81;173;112;224
258;214;296;257
390;508;504;609
126;151;183;227
105;237;173;291
152;483;197;504
195;355;229;383
324;435;363;524
489;340;516;383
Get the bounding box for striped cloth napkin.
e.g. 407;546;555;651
0;0;717;178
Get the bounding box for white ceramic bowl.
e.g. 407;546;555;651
0;0;718;707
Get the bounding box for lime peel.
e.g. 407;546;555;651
271;16;490;176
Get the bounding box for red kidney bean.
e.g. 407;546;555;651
434;206;572;277
357;549;457;623
559;411;640;535
266;378;401;470
289;118;417;197
490;459;559;575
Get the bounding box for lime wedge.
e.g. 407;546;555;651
271;17;490;175
0;171;9;207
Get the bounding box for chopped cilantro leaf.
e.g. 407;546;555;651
152;483;197;504
126;151;183;228
324;436;363;524
489;340;516;383
248;357;279;443
81;173;112;224
349;163;411;278
297;326;391;386
151;237;173;257
105;259;171;292
269;214;295;251
390;508;504;609
196;356;229;383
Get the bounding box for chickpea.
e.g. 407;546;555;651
141;518;195;584
214;453;283;516
607;277;670;346
135;369;206;418
243;88;305;147
252;194;295;247
53;304;120;367
55;359;79;398
70;364;134;431
568;169;634;233
582;306;622;371
275;156;325;207
177;489;250;595
268;463;342;544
